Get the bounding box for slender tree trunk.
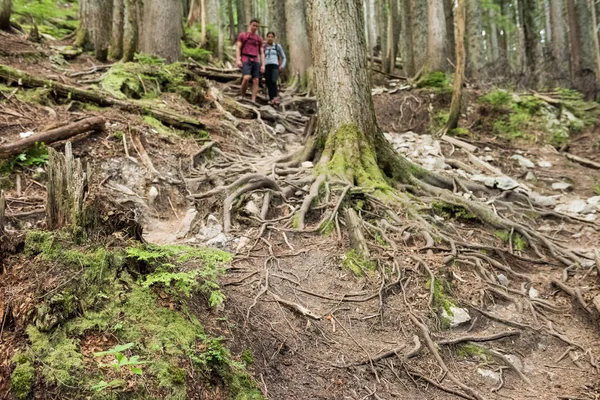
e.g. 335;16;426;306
589;0;600;84
522;0;542;87
227;0;235;41
466;0;485;81
285;0;311;88
268;0;286;52
549;0;570;84
444;0;455;65
110;0;125;60
188;0;201;25
513;0;527;78
575;0;594;71
400;0;416;76
75;0;93;50
566;0;582;80
385;0;400;73
140;0;182;63
244;0;254;20
122;0;139;61
498;0;509;69
200;0;207;45
426;0;447;72
218;0;224;60
0;0;11;31
236;0;245;33
446;0;465;132
411;0;428;72
89;0;113;62
489;6;499;65
367;0;377;55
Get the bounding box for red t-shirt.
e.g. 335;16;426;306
238;32;263;63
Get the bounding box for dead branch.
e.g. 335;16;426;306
473;343;532;386
297;174;325;230
0;117;105;159
405;368;476;400
268;291;321;320
409;314;486;400
564;152;600;169
551;280;593;315
438;331;520;346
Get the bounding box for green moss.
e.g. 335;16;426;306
417;72;450;89
182;42;212;64
479;89;513;109
430;110;449;134
342;249;376;277
15;88;53;105
11;353;35;400
449;127;469;137
431;201;477;221
143;115;173;135
13;0;79;38
494;230;527;251
241;349;254;366
456;343;491;361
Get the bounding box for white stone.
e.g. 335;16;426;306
198;214;223;240
552;182;572;191
148;186;159;204
477;368;501;384
175;208;198;239
245;200;260;215
497;274;509;287
587;196;600;207
525;172;537;181
538;160;553;168
422;157;448;171
484;147;492;152
529;287;539;298
275;124;286;134
487;176;520;191
511;154;535;169
529;192;558;207
555;199;589;214
505;355;524;372
441;306;471;328
206;233;228;248
301;161;314;168
19;131;34;138
236;236;252;253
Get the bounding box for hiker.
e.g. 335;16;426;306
236;19;265;102
264;32;287;105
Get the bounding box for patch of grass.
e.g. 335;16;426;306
495;230;528;251
417;72;450;89
12;0;79;38
449;127;469;137
430;110;449;134
431;201;477;221
342;250;376;277
10;353;35;400
479;89;513;110
457;343;491;361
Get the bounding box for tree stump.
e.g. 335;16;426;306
46;142;90;230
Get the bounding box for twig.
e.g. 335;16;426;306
405;368;475;400
438;331;520;346
268;291;321;320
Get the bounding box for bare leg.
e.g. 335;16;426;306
240;76;251;97
251;78;259;102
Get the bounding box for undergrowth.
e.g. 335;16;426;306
11;231;259;399
12;0;79;39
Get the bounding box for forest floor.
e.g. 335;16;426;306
1;28;600;400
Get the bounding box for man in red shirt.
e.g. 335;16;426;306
236;19;265;102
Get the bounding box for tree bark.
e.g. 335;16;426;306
75;0;93;50
426;0;447;72
188;0;201;25
122;0;139;62
110;0;125;60
89;0;113;62
400;0;416;76
513;0;527;77
227;0;236;42
446;0;465;132
466;0;485;81
549;0;570;84
489;6;499;65
376;0;389;71
444;0;455;65
201;0;207;45
0;0;11;31
236;0;245;33
566;0;582;80
140;0;182;63
589;0;600;84
410;0;428;72
0;117;105;159
268;0;286;52
522;0;543;87
285;0;311;88
385;0;400;73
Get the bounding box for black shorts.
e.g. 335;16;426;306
242;61;261;79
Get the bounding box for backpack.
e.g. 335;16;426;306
240;33;261;58
265;43;283;60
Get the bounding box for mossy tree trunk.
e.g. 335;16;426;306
426;0;447;72
445;0;465;132
122;0;139;62
400;0;416;76
0;0;11;31
466;0;485;81
89;0;113;62
75;0;93;50
140;0;182;63
110;0;125;60
285;0;311;89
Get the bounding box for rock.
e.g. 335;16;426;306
484;147;492;152
497;274;509;287
555;199;589;214
525;172;537;181
485;176;520;191
529;192;558;207
245;200;260;215
529;287;539;298
593;295;600;314
301;161;314;168
511;154;535;169
275;124;286;134
175;208;198;239
148;186;159;204
482;155;495;162
477;368;501;384
587;196;600;208
422;157;448;171
206;233;228;248
198;214;223;240
538;160;553;168
505;355;524;372
19;131;34;138
236;236;252;253
441;306;471;328
552;182;572;191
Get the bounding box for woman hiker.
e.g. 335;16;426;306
264;32;287;105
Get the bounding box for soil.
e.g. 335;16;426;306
1;30;600;400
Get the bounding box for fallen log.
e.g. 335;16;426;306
0;117;105;159
367;55;402;69
0;65;206;130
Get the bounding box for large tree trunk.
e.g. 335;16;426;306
575;0;594;72
589;0;600;84
122;0;139;62
236;0;245;34
522;0;543;87
384;0;399;73
89;0;113;62
566;0;582;81
0;0;11;31
140;0;182;63
465;0;485;81
110;0;125;60
446;0;466;132
400;0;416;76
268;0;286;52
285;0;311;88
75;0;93;50
426;0;447;72
549;0;570;85
227;0;235;41
410;0;428;72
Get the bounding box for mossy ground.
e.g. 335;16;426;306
10;231;262;400
12;0;79;39
342;249;376;276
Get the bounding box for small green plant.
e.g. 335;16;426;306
342;249;376;277
241;349;254;365
431;201;477;221
2;142;49;172
417;72;450;89
449;127;469;137
10;353;35;400
480;89;512;109
94;342;146;375
594;186;600;196
495;230;527;251
457;343;490;361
